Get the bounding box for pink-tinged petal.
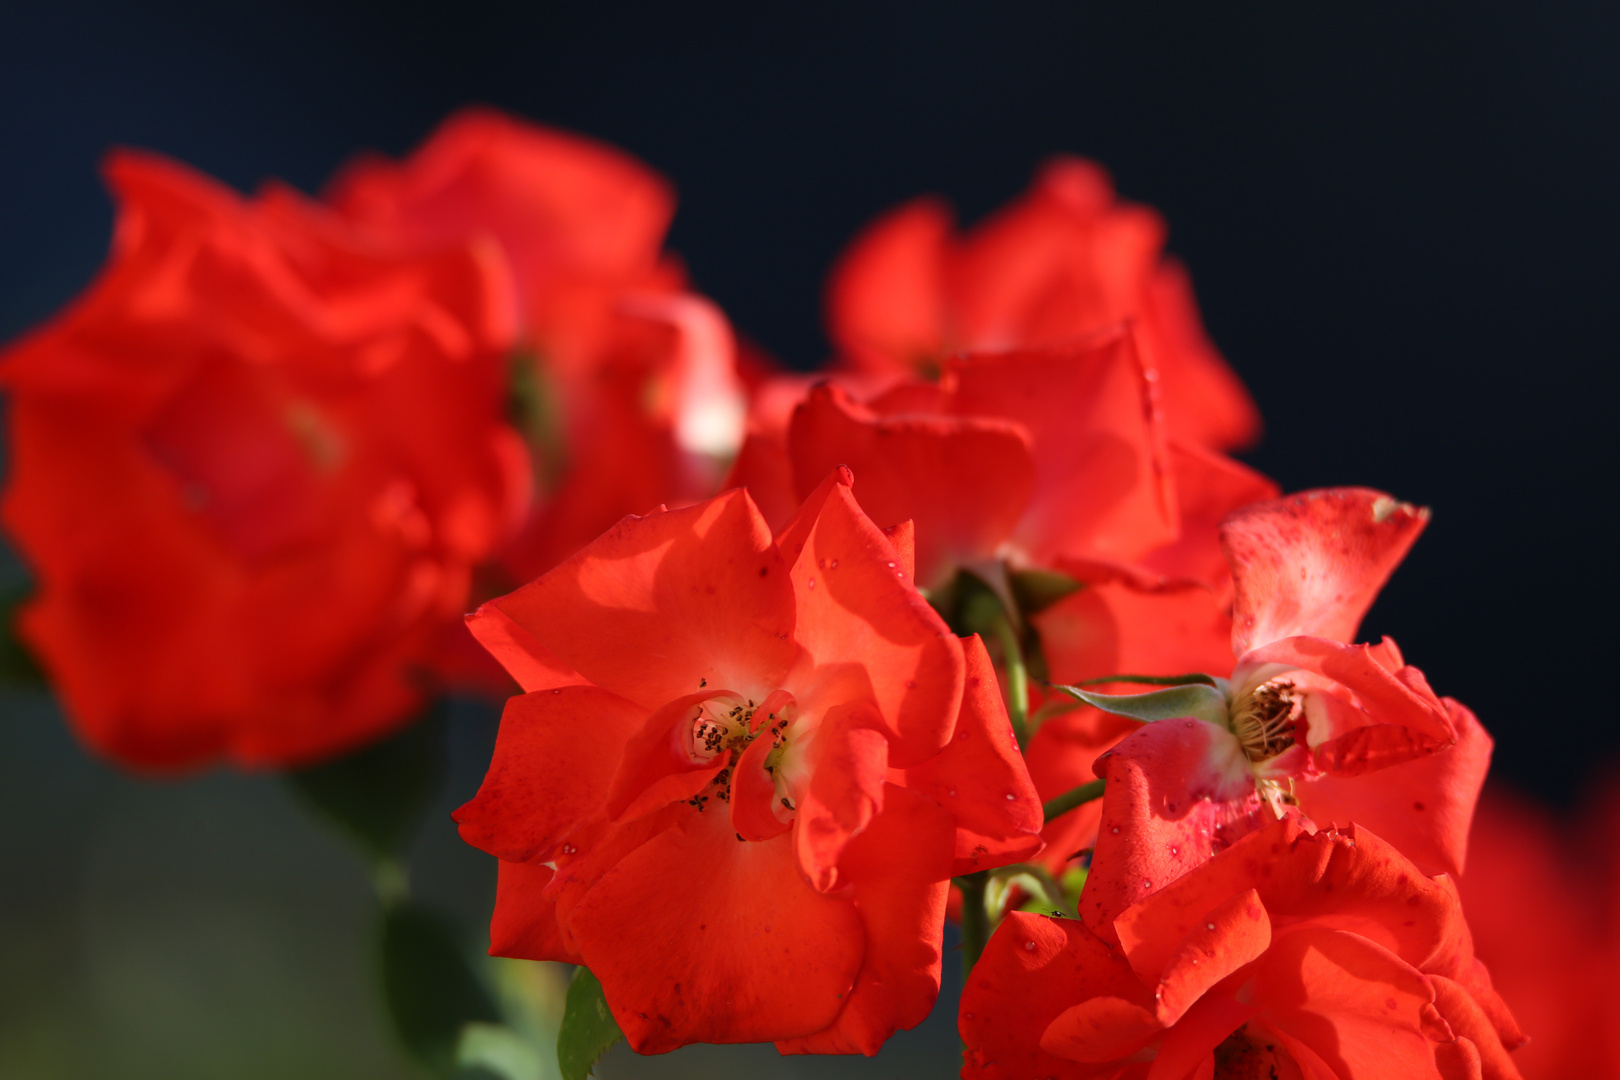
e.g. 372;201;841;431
1242;635;1453;745
947;331;1177;566
1297;698;1491;877
1429;975;1524;1080
621;291;746;460
605;690;730;822
1223;487;1429;657
568;808;864;1053
1116;822;1457;982
795;702;890;892
1141;439;1279;589
1024;704;1139;874
1041;996;1163;1062
825;197;952;374
1143;994;1255;1080
475;489;796;711
1152;889;1272;1026
776;784;955;1055
961;912;1149;1080
784;477;965;766
1036;560;1234;686
786;381;1035;588
453;687;647;862
488;860;581;964
1253;926;1450;1080
731;732;792;842
902;634;1044;875
1081;718;1267;940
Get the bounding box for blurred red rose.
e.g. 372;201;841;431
0;151;529;769
1460;787;1614;1079
327;109;747;585
962;820;1523;1080
454;470;1042;1054
825;157;1260;450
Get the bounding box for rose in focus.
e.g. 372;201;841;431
453;472;1042;1054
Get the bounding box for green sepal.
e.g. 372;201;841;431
1071;672;1220;688
1050;682;1229;727
557;966;624;1080
987;863;1073;920
1009;567;1083;615
286;702;446;863
378;901;502;1077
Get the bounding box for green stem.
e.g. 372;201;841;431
956;871;990;978
372;854;411;908
1043;779;1106;824
987;616;1029;750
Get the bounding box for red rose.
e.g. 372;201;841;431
0;151;528;768
962;820;1523;1080
327;109;746;583
453;470;1042;1054
731;328;1270;637
1078;489;1491;935
1460;788;1613;1079
825;157;1260;450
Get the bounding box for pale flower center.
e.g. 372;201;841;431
1228;679;1301;764
682;690;802;822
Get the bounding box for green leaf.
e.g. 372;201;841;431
378;901;502;1077
557;966;623;1080
1009;567;1083;615
286;703;446;862
1050;682;1230;728
0;579;44;686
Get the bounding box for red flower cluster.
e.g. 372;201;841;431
0;108;1531;1076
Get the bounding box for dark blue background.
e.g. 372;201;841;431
1;4;1615;1076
